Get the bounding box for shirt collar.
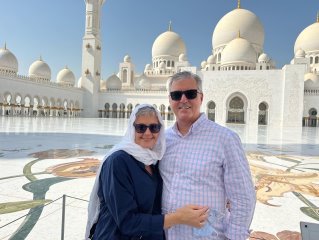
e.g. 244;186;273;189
172;113;206;137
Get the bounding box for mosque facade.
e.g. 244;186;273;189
0;0;318;127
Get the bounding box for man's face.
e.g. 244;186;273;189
169;77;203;124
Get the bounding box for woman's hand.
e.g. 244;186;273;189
175;205;209;228
164;205;209;229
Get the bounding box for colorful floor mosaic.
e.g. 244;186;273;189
0;117;318;239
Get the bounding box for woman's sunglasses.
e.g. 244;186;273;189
133;123;162;133
170;89;200;101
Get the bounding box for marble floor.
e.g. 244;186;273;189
0;117;318;240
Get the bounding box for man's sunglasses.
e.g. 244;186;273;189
133;123;162;133
170;89;200;101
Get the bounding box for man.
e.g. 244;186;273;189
159;71;256;240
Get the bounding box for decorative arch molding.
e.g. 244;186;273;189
206;100;216;121
99;102;171;120
159;104;166;120
24;95;32;107
48;98;55;108
225;92;248;124
127;103;133;118
258;101;269;125
3;91;13;104
167;106;174;121
13;93;23;105
119;103;125;118
308;107;318;127
112;103;118;118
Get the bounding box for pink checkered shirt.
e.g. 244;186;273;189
159;113;256;240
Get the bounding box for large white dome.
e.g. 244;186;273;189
152;29;186;58
0;45;18;73
57;66;75;86
29;58;51;81
106;74;122;90
221;37;257;65
294;21;319;54
212;8;264;52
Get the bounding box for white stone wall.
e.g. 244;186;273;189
198;63;305;127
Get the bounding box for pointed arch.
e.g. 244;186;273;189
206;101;216;121
127;103;133;118
258;102;269;125
226;92;248;124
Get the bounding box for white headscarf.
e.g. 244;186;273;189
85;104;166;239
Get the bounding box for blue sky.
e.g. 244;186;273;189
0;0;318;82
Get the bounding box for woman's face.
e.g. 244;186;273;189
134;114;160;149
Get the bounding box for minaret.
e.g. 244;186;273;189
81;0;105;117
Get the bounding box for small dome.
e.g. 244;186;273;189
294;21;319;54
212;8;264;52
207;55;215;64
258;53;270;63
295;48;306;58
135;74;151;90
179;53;187;62
57;66;75;86
0;45;18;73
144;64;152;71
152;28;186;58
124;55;131;63
221;37;257;64
201;61;207;69
29;58;51;81
305;77;319;88
159;62;166;69
304;72;319;83
106;74;122;90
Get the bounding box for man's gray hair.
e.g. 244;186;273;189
167;71;203;93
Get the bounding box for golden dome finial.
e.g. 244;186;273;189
317;11;319;22
168;20;172;31
237;0;241;9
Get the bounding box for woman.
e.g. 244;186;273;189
85;104;208;239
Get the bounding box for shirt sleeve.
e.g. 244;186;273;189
100;153;164;238
223;132;256;240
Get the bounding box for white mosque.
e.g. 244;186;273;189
0;0;318;127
